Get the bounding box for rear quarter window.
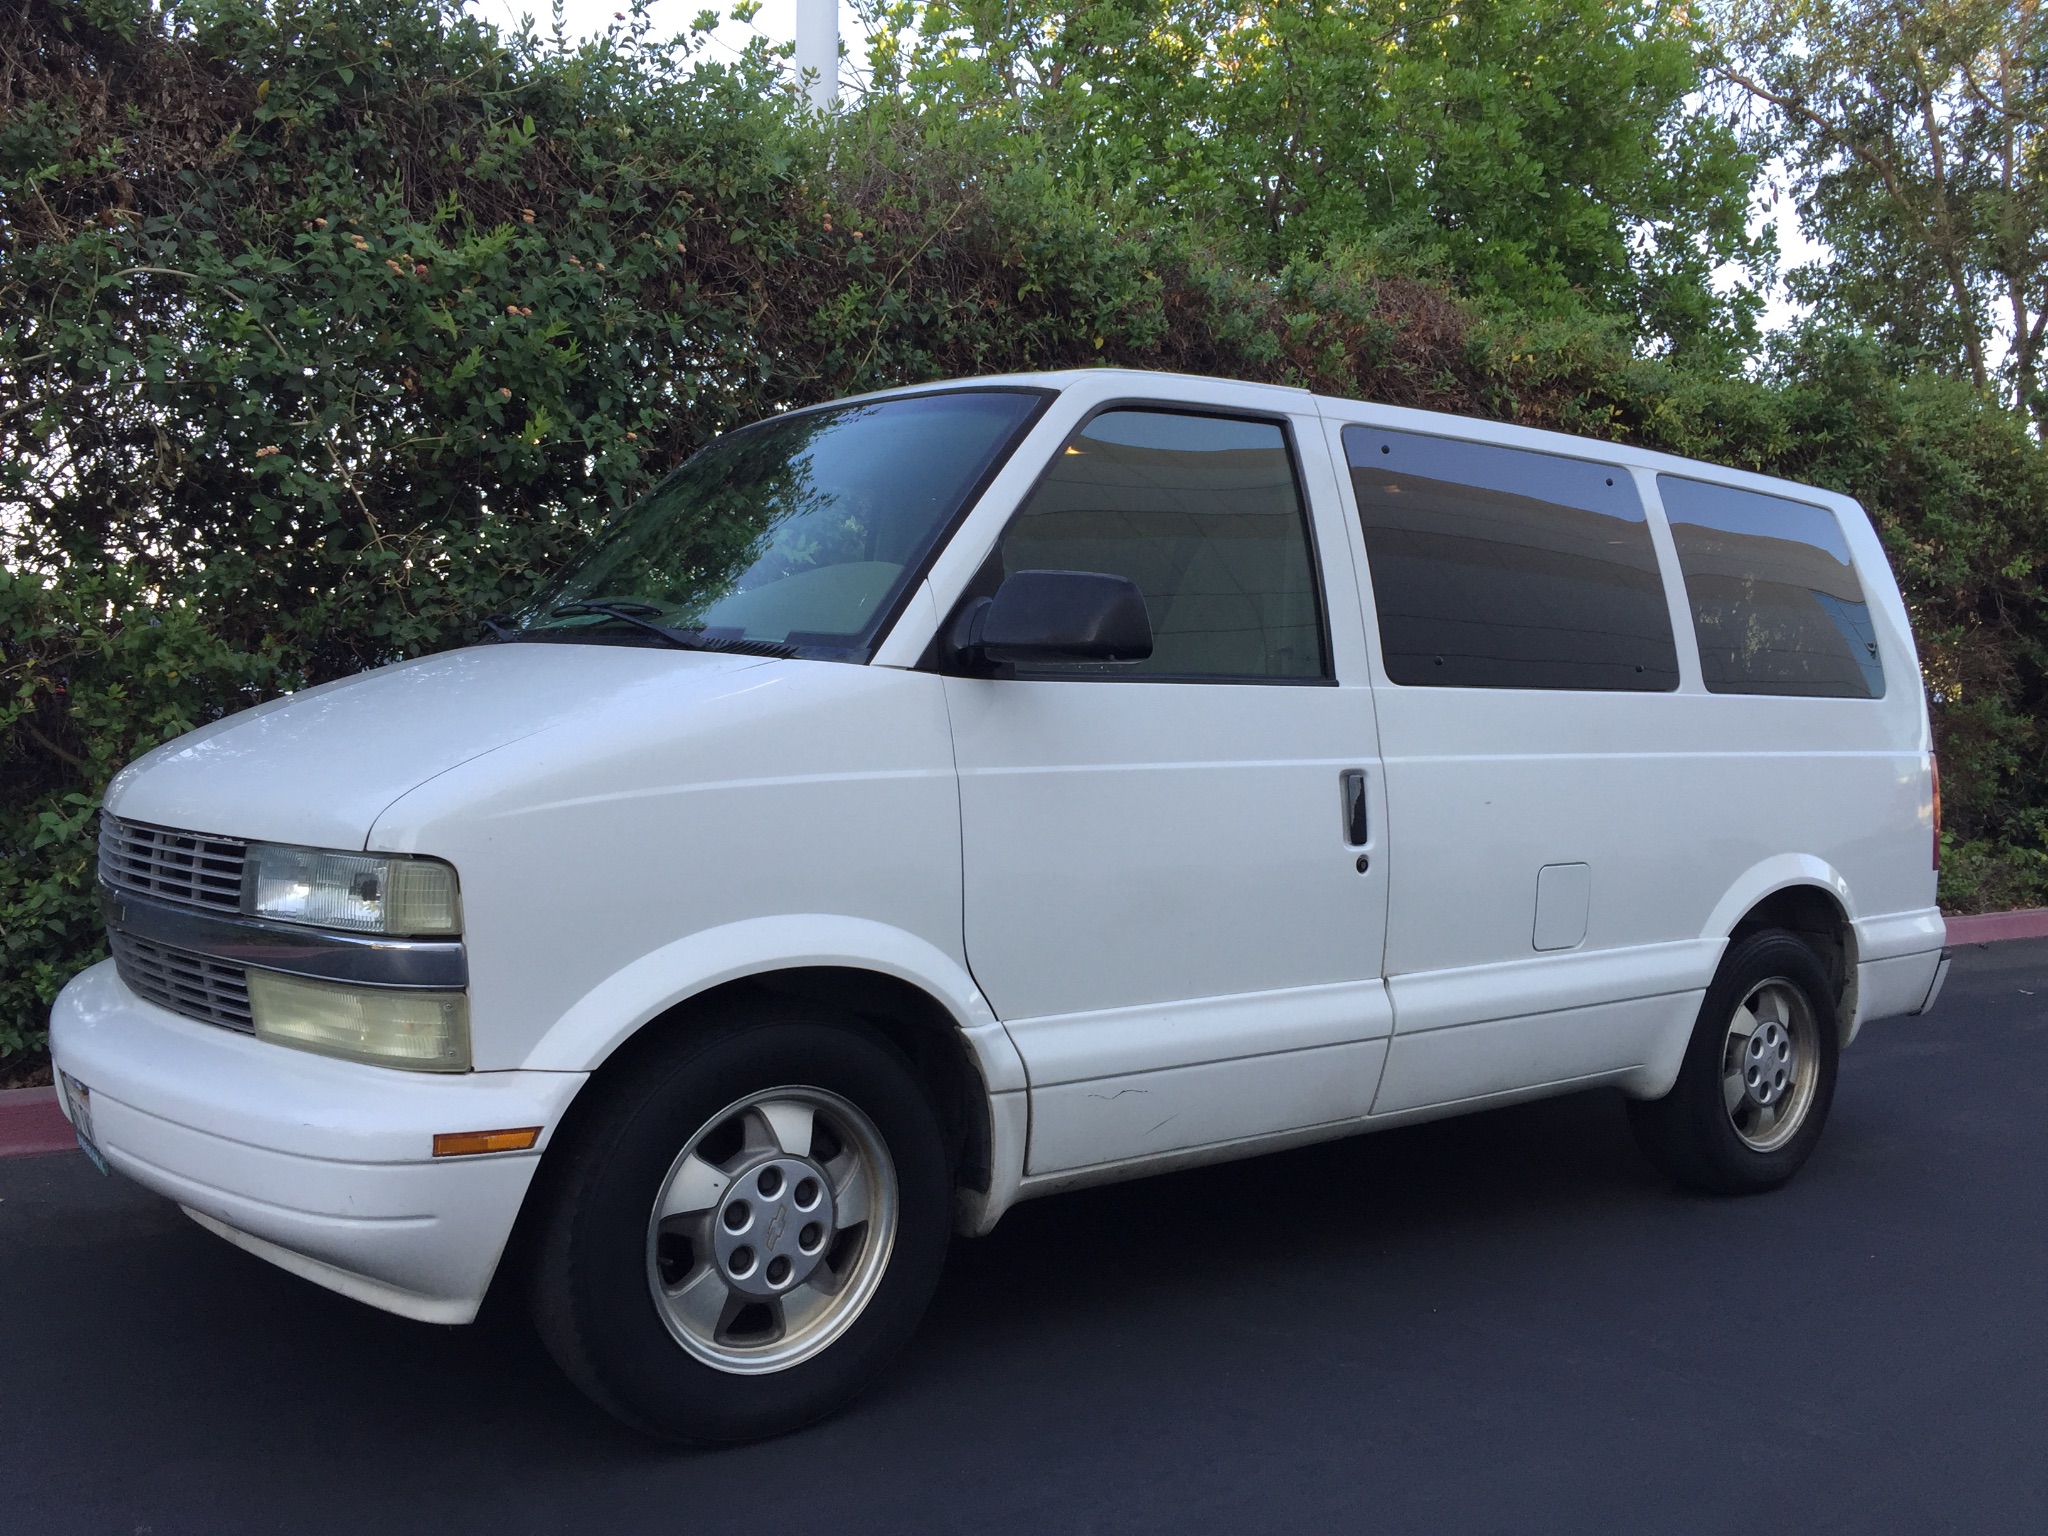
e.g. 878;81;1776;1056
1658;476;1884;699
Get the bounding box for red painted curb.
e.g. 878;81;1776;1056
1943;908;2048;945
0;1086;79;1159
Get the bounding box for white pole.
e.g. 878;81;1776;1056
794;0;838;111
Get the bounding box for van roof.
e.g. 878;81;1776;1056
837;368;1860;517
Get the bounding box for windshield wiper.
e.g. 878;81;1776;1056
550;601;798;658
552;599;696;649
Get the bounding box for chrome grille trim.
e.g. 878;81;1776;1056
109;930;254;1031
101;884;469;989
98;816;247;914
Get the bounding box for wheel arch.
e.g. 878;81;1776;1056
647;966;999;1196
1703;858;1860;1046
518;916;1022;1203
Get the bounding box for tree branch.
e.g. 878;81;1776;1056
20;719;86;769
1711;65;1910;203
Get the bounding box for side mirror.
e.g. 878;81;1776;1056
949;570;1154;669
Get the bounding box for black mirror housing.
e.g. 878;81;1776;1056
950;570;1154;669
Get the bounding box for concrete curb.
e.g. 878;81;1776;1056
0;1085;77;1159
1943;908;2048;945
6;909;2046;1162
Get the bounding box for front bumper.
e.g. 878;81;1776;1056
49;960;586;1324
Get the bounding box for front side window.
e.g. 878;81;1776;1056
1659;476;1884;699
1344;426;1679;691
519;390;1043;658
993;409;1328;680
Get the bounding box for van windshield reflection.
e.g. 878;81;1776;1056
516;390;1042;660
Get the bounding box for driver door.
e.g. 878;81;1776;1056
940;397;1392;1175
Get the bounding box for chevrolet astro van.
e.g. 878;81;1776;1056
51;369;1950;1442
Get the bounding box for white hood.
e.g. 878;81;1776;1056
106;643;774;850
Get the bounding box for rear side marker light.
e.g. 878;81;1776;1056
1932;754;1943;872
433;1127;542;1157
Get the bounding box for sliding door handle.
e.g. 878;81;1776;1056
1340;769;1369;847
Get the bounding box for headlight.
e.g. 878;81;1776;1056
245;843;460;935
246;970;470;1071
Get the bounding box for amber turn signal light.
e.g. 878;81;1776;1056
432;1126;542;1157
1931;753;1942;872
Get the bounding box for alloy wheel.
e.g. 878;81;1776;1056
1719;977;1822;1153
644;1086;898;1375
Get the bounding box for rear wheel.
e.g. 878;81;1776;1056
1627;929;1839;1195
529;1011;951;1443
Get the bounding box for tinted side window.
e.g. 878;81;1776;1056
1659;476;1884;699
1343;427;1678;691
996;410;1327;680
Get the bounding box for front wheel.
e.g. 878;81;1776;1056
528;1013;951;1443
1627;929;1840;1195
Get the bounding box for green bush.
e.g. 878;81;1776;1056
5;0;2045;1070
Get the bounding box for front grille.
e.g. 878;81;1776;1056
99;815;247;913
109;930;254;1031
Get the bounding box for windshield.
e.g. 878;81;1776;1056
518;390;1044;658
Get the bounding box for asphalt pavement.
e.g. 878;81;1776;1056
5;939;2045;1535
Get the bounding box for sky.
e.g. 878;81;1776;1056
1745;164;1822;337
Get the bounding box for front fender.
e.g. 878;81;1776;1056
516;914;1026;1095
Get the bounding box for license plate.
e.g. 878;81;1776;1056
59;1071;110;1177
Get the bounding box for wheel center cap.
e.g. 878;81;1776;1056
710;1155;836;1299
1743;1019;1795;1107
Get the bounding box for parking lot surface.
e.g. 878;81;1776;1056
4;939;2044;1535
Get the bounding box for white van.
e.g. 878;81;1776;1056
51;369;1948;1442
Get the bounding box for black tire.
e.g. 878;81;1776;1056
1627;929;1840;1196
528;1008;951;1444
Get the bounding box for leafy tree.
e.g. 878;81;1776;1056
1711;0;2048;424
867;0;1769;357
